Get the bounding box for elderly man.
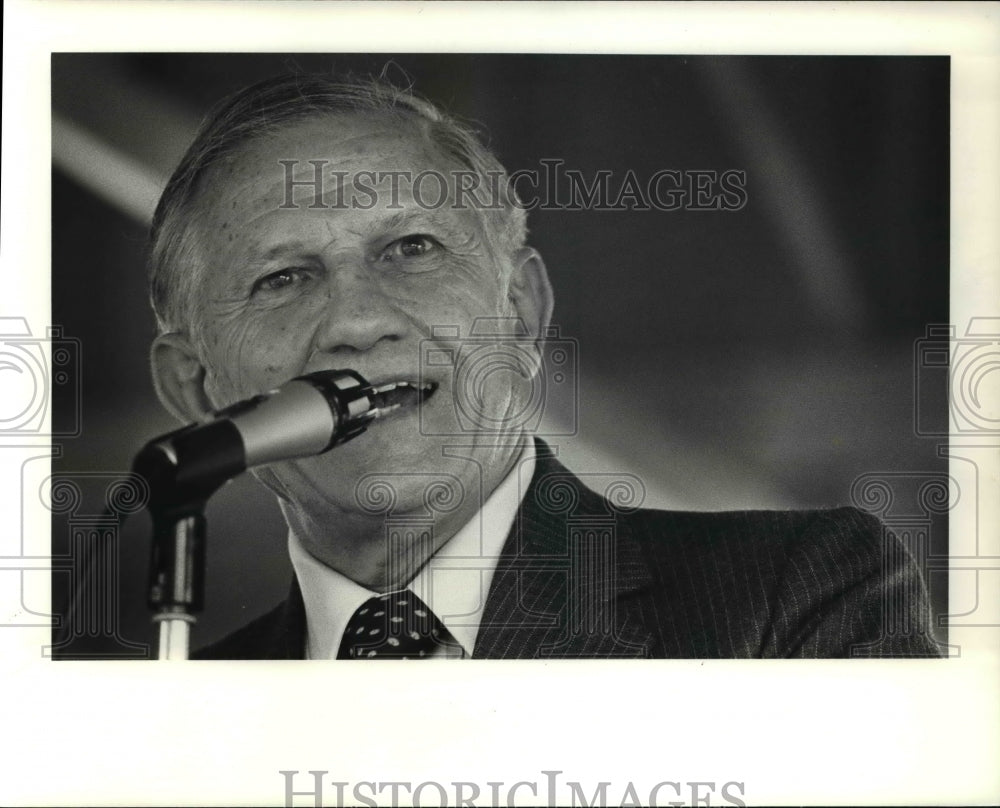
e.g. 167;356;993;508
147;73;940;659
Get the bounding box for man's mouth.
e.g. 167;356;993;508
367;380;437;420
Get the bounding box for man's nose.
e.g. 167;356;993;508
311;266;409;355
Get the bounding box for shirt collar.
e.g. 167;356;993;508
288;446;535;659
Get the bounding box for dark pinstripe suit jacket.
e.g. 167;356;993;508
195;444;941;659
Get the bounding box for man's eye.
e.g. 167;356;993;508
252;268;312;295
381;234;441;261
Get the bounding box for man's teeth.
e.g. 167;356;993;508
369;380;437;415
372;380;435;393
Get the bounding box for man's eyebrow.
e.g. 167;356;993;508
252;241;316;262
233;240;323;274
377;209;472;239
235;209;477;269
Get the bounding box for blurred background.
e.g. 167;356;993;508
49;54;948;655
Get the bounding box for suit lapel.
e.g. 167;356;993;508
474;443;654;658
269;443;655;660
263;577;308;659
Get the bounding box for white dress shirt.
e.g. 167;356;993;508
288;447;535;659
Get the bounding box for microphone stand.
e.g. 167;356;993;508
131;369;417;660
132;422;234;662
147;505;206;660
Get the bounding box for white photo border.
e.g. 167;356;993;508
2;2;998;806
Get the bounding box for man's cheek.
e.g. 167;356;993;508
412;266;506;318
210;355;297;406
202;366;244;410
208;319;306;398
200;350;265;408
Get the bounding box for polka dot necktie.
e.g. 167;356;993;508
337;590;460;659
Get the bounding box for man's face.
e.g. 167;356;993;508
180;114;541;518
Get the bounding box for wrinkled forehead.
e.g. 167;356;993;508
172;111;507;337
194;111;457;217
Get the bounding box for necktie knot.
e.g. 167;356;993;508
337;590;458;659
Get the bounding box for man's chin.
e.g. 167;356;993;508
273;426;472;514
256;395;525;518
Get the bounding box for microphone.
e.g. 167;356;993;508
132;369;434;509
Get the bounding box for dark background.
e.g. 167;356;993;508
49;54;949;656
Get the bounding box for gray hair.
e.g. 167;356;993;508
148;72;528;335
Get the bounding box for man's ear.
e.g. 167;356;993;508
507;247;554;341
150;333;215;423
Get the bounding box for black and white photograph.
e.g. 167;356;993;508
3;2;999;806
50;51;950;661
